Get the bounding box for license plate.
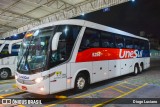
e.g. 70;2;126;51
22;86;27;90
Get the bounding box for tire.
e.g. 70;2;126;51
74;73;88;93
0;69;10;79
139;64;144;73
133;65;139;76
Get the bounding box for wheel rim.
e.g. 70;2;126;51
77;77;85;89
0;69;8;79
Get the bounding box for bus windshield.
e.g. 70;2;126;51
17;25;81;74
17;27;53;74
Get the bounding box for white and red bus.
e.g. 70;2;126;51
15;19;150;95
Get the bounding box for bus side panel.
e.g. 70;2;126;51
120;59;133;75
108;60;121;79
70;62;92;89
92;60;109;83
144;57;150;69
0;56;17;76
49;64;67;94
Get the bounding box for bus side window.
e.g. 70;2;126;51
101;32;114;48
144;40;149;50
125;37;134;49
115;35;124;49
134;39;140;49
140;41;145;50
79;28;100;51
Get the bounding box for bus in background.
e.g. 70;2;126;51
0;34;24;79
16;19;150;95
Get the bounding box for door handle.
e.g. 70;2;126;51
109;70;111;71
114;65;116;68
100;67;102;70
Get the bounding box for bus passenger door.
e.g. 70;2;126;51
92;61;108;83
108;60;121;79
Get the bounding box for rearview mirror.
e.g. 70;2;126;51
52;32;62;51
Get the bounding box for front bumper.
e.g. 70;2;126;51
16;79;50;95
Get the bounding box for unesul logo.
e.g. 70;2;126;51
119;49;143;59
19;75;29;79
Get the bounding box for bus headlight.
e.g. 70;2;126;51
15;75;18;80
35;77;43;83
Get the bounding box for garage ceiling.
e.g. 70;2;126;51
0;0;129;39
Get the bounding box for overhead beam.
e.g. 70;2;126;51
1;0;130;39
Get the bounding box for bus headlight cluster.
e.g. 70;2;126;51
15;75;18;80
35;77;43;83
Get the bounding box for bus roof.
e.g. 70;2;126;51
30;19;148;41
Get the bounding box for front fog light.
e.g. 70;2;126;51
35;77;43;83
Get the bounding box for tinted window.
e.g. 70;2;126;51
115;35;124;48
79;28;100;51
101;32;115;48
144;40;149;50
125;37;134;49
134;39;141;49
140;40;145;50
50;25;81;67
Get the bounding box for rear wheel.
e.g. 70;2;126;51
133;65;139;76
75;74;88;92
0;69;10;79
139;64;144;73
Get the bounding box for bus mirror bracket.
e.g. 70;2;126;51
52;32;62;51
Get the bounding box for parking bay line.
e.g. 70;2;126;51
0;91;26;98
0;81;15;84
93;83;148;107
110;87;125;94
118;84;133;90
45;81;128;107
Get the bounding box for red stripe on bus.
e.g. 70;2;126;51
76;48;136;62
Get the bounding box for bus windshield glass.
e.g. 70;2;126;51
17;27;53;74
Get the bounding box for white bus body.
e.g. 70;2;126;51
0;39;22;79
16;19;150;95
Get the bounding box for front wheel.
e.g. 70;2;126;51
75;74;88;93
0;69;10;79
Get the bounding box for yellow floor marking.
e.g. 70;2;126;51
18;105;26;107
0;81;14;84
93;83;148;107
124;82;139;87
1;91;25;97
0;96;3;98
12;84;17;88
110;87;125;93
45;81;127;107
118;84;133;90
55;95;67;99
